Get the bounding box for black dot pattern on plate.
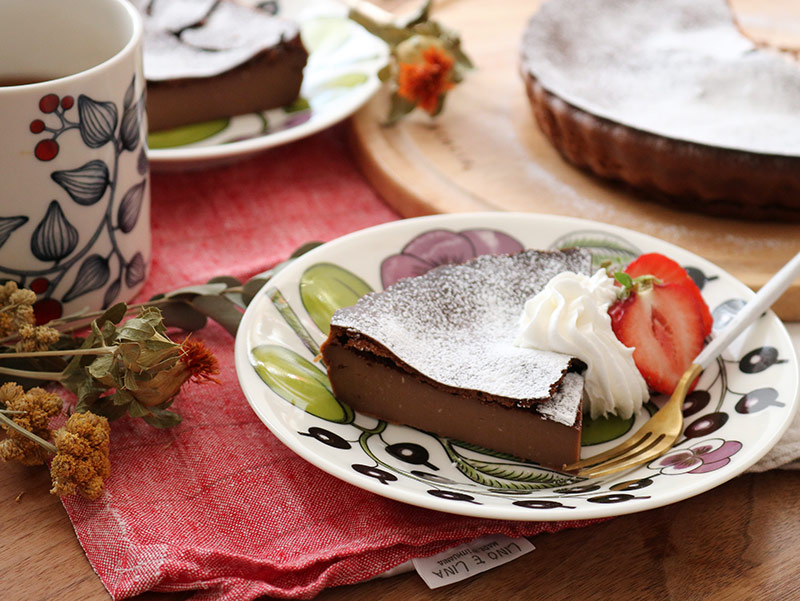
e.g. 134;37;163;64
385;442;438;470
587;493;646;504
735;388;784;414
427;490;480;504
684;412;729;438
352;464;397;484
513;499;574;510
739;347;784;374
684;266;712;290
712;299;745;332
610;478;654;491
682;391;711;417
301;427;351;449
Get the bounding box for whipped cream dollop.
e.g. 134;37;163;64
515;269;648;419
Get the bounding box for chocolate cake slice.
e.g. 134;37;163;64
320;248;593;469
136;0;308;131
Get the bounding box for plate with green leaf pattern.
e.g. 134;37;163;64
148;0;388;169
234;213;798;520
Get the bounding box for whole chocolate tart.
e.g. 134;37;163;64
521;0;800;221
136;0;308;132
320;248;593;469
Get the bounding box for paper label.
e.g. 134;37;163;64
412;534;535;589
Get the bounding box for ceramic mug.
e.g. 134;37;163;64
0;0;150;323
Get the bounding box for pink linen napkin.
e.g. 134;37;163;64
60;126;600;600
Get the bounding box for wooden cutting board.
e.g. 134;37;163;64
349;0;800;320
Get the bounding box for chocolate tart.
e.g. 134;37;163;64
137;0;308;132
521;0;800;221
320;248;593;469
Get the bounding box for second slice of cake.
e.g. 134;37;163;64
320;248;593;469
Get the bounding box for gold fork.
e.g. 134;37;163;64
564;250;800;479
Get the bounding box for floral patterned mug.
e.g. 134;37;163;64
0;0;149;322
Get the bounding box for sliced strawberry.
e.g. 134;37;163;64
624;253;713;337
610;282;705;395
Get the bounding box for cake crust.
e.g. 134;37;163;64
523;72;800;221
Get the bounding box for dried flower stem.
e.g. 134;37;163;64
0;298;175;346
0;411;57;454
0;346;117;381
0;347;115;360
0;366;64;381
46;298;171;329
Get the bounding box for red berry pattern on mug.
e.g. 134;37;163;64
31;93;73;161
32;298;63;325
35;139;59;161
6;76;151;316
29;277;50;295
39;93;60;113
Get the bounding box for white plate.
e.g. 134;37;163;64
148;0;388;170
234;213;799;521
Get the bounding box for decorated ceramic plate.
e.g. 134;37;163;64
234;213;799;521
148;0;388;169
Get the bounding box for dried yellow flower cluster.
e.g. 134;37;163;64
16;323;61;352
50;412;111;500
0;281;60;350
0;382;62;465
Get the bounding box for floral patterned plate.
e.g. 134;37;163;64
147;0;388;169
234;213;799;521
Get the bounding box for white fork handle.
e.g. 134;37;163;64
694;250;800;370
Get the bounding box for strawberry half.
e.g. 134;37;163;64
624;253;713;337
609;281;705;395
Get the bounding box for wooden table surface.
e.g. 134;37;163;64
4;458;800;601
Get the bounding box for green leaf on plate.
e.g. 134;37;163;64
301;16;353;54
285;97;311;114
464;458;572;485
148;118;230;149
299;263;372;335
322;73;369;89
550;231;640;272
251;344;354;424
454;457;572;491
270;287;320;356
581;413;635;446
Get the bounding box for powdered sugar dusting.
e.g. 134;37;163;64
331;249;592;426
539;371;583;425
522;0;800;156
139;0;300;81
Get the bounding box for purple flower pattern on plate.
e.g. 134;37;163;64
380;228;525;288
648;438;743;475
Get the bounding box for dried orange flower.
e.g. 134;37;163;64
49;411;110;500
181;338;220;384
348;2;472;123
397;45;455;115
127;337;219;408
0;383;62;466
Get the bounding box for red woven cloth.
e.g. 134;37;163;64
60;126;599;600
